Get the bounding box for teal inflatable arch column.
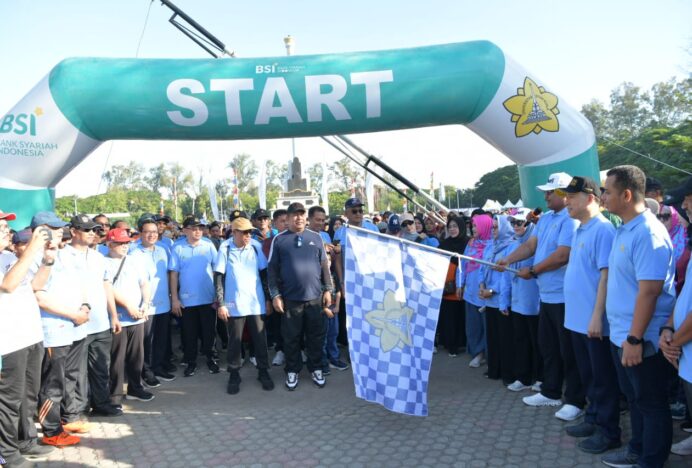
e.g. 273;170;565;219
0;41;598;227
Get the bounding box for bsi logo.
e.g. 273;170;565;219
0;107;43;136
255;63;278;74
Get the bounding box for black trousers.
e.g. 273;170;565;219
62;338;85;424
76;330;113;413
438;299;466;354
511;312;542;385
142;313;171;377
38;343;71;437
485;307;515;384
282;299;325;373
110;324;144;404
266;312;283;351
538;302;585;406
181;304;216;364
0;342;43;464
227;315;269;371
337;296;348;346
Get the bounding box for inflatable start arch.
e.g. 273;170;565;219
1;41;599;227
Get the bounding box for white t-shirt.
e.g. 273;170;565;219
0;251;44;356
106;254;148;327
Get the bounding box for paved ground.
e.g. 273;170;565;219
35;345;690;467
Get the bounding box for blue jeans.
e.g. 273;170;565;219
571;332;620;441
465;302;486;357
322;314;340;367
610;343;672;468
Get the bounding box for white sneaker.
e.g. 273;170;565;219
311;370;326;388
554;404;584;421
531;381;542;392
507;380;530;392
522;393;562;407
285;372;298;390
671;435;692;456
272;351;285;366
301;350;308;363
469;354;484;368
249;357;257;367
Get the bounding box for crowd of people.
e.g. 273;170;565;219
1;164;692;468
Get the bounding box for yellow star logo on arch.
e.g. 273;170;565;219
365;290;414;353
503;77;560;137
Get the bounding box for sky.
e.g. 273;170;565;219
1;0;690;198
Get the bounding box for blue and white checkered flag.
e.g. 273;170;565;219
344;227;451;416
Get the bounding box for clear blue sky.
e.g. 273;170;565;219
1;0;690;198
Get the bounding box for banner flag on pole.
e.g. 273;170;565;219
344;228;450;416
258;160;267;210
365;172;375;214
204;169;219;221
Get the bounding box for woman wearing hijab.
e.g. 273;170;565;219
413;214;440;247
479;215;515;384
658;205;688;267
456;214;493;368
500;209;542;392
437;217;469;357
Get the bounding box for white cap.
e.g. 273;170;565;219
536;172;573;192
509;208;532;222
400;213;415;223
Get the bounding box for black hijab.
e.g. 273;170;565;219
439;217;468;263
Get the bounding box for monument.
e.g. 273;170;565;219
275;156;319;210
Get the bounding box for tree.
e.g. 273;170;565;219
227;153;258;194
650;77;691;128
161;162;193;221
331;157;360;191
608;82;652;141
265;160;287;191
581;99;612;139
102;161;147;191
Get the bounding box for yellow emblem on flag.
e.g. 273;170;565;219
365;290;414;353
503;77;560;137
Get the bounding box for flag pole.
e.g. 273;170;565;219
347;225;520;274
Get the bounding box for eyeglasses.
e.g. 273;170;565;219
295;235;303;248
234;230;252;235
401;221;414;227
99;223;111;228
657;213;671;221
79;228;97;233
349;208;364;214
510;220;526;227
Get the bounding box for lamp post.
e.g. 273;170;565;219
284;36;296;160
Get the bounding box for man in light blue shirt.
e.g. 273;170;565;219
601;165;675;468
498;172;584;421
169;216;219;377
215;217;274;394
561;177;620;454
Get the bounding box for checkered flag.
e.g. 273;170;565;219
344;228;451;416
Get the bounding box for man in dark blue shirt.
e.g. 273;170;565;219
268;202;333;391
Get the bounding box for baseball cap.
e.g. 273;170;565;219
137;213;157;230
70;214;99;230
232;217;253;231
30;211;68;229
182;216;207;228
287;202;306;214
12;228;32;244
153;214;171;223
536;172;573;192
400;213;415;224
229;209;248;221
387;214;401;233
558;176;601;197
105;228;133;243
664;176;692;205
252;208;270;220
645;176;663;193
0;210;17;221
508;208;532;222
344;198;364;210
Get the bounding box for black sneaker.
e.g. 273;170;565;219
227;370;241;395
285;372;298;391
207;360;220;374
143;375;161;388
184;362;197;377
154;371;176;382
681;420;692;433
90;405;123;417
163;362;178;373
258;369;274;391
125;388;155;402
565;421;596;438
601;448;639;467
20;441;54;460
311;370;326;388
577;431;621;454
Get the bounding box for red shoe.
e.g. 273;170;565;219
42;431;80;447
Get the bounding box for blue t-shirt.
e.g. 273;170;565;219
500;239;540;315
456;241;493;308
531;208;579;304
169;240;217;307
97;243;109;257
333;221;379;248
130;244;171;314
564;214;615;335
674;258;692;383
214;240;268;317
318;230;332;245
106;254;148;327
606;210;676;350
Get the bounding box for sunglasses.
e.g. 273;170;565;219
349;208;364;214
510;220;526;227
657;213;671;221
401;221;413;227
79;228;97;233
234;229;252;235
295;235;303;248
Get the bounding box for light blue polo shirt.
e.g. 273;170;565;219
606;210;676;350
333;221;379;245
71;246;112;336
318;230;332;245
39;249;81;347
456;242;493;308
157;236;174;255
106;254;148;327
130;243;171;314
169;240;217;307
531;208;579;304
214;240;268;317
674;259;692;383
564;214;615;335
499;241;540;316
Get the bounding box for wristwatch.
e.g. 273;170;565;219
81;303;91;311
528;266;538;278
626;335;643;345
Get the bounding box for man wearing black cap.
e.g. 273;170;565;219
268;202;333;390
645;177;664;204
169;216;219;377
561;177;621;454
251;208;274;243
